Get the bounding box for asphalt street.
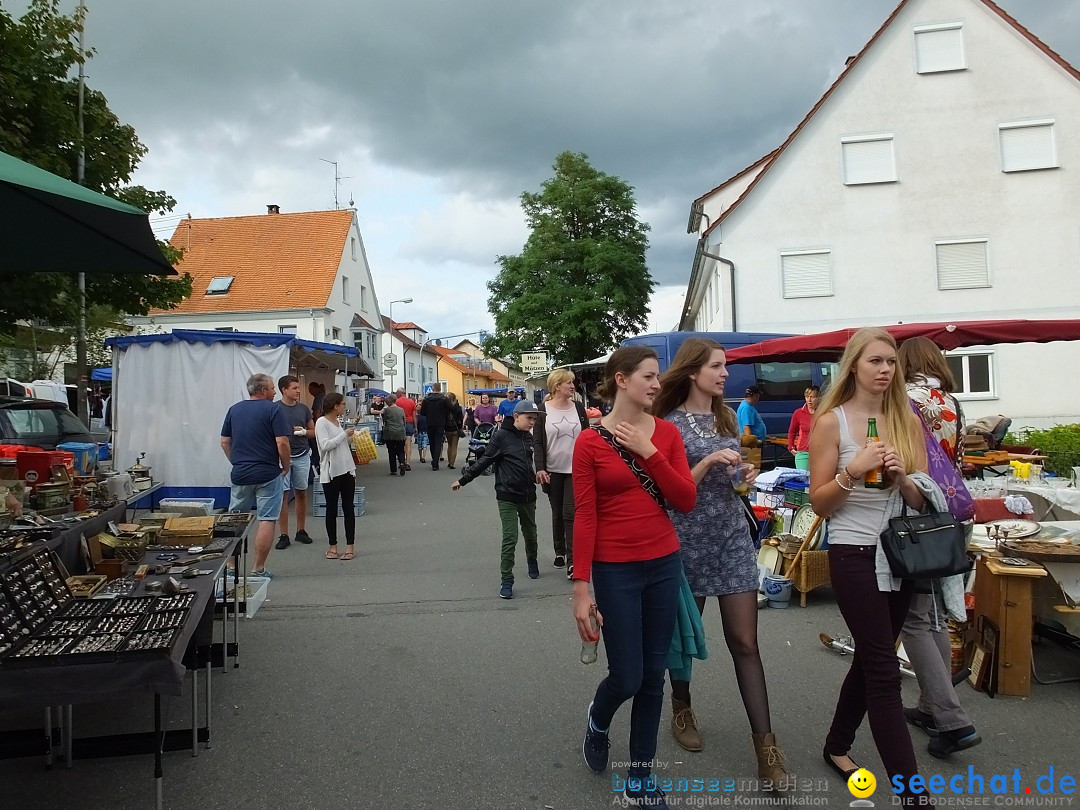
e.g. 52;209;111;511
2;453;1079;810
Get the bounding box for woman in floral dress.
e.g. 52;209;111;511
652;338;791;789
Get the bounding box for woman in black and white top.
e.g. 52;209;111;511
534;368;589;578
316;393;357;560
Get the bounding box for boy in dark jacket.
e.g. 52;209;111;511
451;400;539;599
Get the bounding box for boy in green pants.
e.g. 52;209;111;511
451;400;540;599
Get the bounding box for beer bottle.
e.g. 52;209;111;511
864;417;884;488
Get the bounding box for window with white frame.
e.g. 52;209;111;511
946;351;994;398
914;22;965;73
780;250;832;299
841;135;896;185
351;237;357;261
408;362;416;382
935;239;989;289
361;285;368;310
365;331;377;359
332;327;341;342
278;325;297;335
999;120;1057;173
353;331;364;353
342;276;350;304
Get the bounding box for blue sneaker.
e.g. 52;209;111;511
582;701;609;773
250;569;274;580
527;558;540;579
624;777;668;808
499;581;513;599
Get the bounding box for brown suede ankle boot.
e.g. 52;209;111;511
752;732;792;791
670;698;702;752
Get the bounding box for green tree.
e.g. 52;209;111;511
484;151;654;366
0;0;190;337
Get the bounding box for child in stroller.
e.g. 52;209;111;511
465;422;496;474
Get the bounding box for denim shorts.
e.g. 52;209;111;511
405;423;416;437
229;475;284;521
284;451;311;491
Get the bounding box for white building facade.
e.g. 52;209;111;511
683;0;1080;428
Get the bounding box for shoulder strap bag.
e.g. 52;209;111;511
880;503;970;579
591;424;665;508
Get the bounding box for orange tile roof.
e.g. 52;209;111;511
431;345;510;381
159;210;355;313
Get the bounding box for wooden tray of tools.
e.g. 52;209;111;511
1001;539;1080;564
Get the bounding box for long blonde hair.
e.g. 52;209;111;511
545;368;574;402
651;338;738;436
816;328;921;473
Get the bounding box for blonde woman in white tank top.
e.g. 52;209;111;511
808;328;929;806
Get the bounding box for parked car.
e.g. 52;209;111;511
620;331;833;435
0;397;93;449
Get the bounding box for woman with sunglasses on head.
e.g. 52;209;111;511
651;337;791;790
534;368;590;578
573;346;696;809
809;328;937;806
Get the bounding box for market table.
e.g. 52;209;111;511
125;481;164;518
53;501;128;576
0;533;241;809
963;453;1049;478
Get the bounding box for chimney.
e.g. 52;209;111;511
267;204;280;215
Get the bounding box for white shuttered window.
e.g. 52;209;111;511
914;23;965;73
936;240;989;290
842;135;896;185
1000;120;1057;172
780;251;832;299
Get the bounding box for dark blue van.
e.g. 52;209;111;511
620;331;832;436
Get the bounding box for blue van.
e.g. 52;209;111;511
619;331;832;436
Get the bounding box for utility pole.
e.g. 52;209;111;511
75;0;89;425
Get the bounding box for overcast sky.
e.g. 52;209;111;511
33;0;1080;345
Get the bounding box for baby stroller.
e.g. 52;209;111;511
465;422;496;474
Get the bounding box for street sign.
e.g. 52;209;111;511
520;351;549;375
382;368;396;377
382;353;398;367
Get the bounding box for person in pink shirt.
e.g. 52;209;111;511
787;386;820;452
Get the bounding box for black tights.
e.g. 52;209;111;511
669;591;772;734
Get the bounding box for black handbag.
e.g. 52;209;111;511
879;504;970;579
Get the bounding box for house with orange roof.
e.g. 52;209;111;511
429;345;512;402
379;317;439;401
682;0;1080;428
129;206;384;379
452;338;530;395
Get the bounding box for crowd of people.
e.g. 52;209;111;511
220;330;980;808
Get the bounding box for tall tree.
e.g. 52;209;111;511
484;151;654;366
0;0;191;337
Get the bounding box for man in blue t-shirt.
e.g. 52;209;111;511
495;389;518;427
221;373;291;577
736;385;767;443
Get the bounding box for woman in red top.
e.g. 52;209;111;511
787;386;819;452
573;346;696;808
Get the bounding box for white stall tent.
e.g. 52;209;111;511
105;330;369;506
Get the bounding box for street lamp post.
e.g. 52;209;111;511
387;297;413;392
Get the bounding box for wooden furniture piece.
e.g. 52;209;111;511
971;555;1048;696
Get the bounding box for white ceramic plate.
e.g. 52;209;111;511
757;545;782;575
984;519;1041;538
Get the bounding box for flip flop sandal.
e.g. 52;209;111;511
341;550;355;560
325;549;338;559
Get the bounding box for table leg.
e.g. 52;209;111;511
205;661;212;750
43;707;53;770
154;693;164;810
63;705;72;769
190;667;198;757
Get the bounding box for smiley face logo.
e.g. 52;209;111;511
848;768;876;798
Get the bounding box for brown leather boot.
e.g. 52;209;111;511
752;732;792;791
670;698;702;752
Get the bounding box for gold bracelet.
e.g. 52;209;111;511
834;473;854;492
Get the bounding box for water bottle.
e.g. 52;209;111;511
580;608;601;665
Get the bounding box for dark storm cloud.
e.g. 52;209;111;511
57;0;1080;291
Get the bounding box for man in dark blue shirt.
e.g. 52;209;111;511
221;373;291;577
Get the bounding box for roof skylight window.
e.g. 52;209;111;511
206;276;235;295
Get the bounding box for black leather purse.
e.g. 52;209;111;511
879;504;970;579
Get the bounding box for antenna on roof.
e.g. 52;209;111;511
318;158;354;210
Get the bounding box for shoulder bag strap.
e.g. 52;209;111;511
591;424;666;508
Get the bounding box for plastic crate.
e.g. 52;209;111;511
216;575;270;618
159;497;217;516
783;483;809;508
313;495;366;518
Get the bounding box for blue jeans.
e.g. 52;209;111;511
590;552;681;779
